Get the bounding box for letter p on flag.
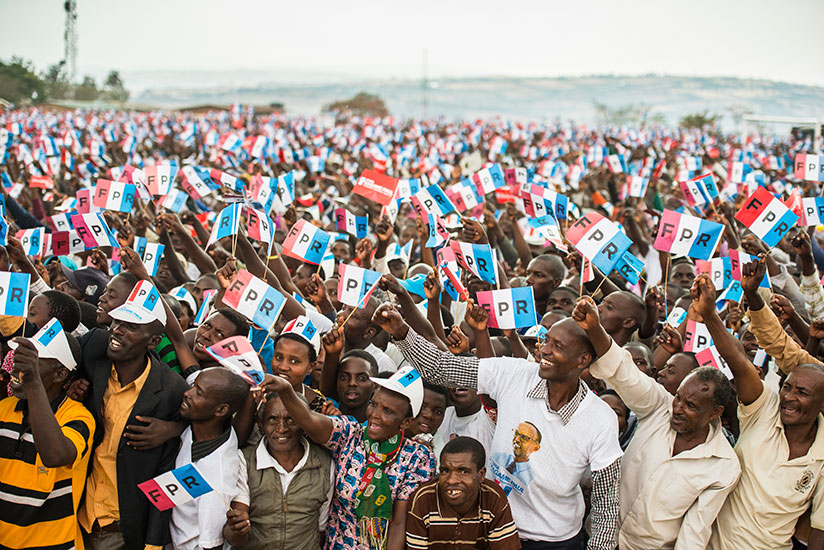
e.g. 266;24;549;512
138;463;214;511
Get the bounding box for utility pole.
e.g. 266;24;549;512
422;49;428;119
64;0;78;81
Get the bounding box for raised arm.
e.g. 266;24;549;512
741;259;819;373
13;339;79;467
319;329;344;400
379;274;449;351
692;274;762;405
372;303;480;390
160;212;218;276
573;296;671;417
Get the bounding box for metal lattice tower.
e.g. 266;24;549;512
63;0;77;81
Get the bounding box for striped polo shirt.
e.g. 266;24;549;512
406;478;521;549
0;394;95;550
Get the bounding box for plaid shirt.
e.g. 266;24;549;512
800;271;824;322
395;328;621;549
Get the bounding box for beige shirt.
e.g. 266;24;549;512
709;382;824;550
590;341;741;550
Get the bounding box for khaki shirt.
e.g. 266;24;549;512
710;382;824;550
590;341;741;549
748;304;822;374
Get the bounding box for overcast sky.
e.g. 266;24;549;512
2;0;823;87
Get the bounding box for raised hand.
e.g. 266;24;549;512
304;273;327;305
119;246;151;281
741;234;767;257
377;273;405;296
809;319;824;341
690;274;717;320
770;294;795;321
445;325;470;354
371;303;407;338
321;327;344;356
374;215;394;243
216;257;238;289
89;248;109;274
461;217;489;244
571;296;601;333
790;230;813;257
740;259;766;295
465;300;489;332
655;324;684;355
423;270;441;301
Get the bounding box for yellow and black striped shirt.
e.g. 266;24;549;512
406;478;521;550
0;394;95;550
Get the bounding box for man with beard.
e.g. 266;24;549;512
573;295;740;549
78;281;188;550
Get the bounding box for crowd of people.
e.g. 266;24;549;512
0;104;823;550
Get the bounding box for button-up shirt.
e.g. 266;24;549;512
590;340;741;550
709;382;824;550
80;360;151;531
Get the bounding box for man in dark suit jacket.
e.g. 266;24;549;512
78;281;188;550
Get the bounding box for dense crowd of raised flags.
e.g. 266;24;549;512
0;104;822;405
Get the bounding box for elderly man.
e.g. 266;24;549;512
573;296;740;549
259;365;435;550
693;270;824;550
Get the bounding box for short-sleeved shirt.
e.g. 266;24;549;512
0;394;95;550
477;358;622;542
324;415;435;550
710;382;824;550
406;478;521;550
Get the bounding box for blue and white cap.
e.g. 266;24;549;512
280;315;321;354
10;318;76;370
109;280;168;325
371;365;423;417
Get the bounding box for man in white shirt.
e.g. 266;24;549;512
573;296;741;549
171;368;250;550
374;303;622;549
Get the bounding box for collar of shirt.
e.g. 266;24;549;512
777;412;824;462
14;391;67;415
526;378;589;425
256;436;311;474
191;428;232;462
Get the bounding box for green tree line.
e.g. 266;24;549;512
0;57;129;104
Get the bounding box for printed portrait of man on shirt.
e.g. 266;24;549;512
491;421;542;493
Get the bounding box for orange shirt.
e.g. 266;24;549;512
80;360;150;531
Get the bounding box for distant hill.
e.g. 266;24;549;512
133;74;824;129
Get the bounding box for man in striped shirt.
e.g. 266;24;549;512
406;436;521;550
0;329;94;550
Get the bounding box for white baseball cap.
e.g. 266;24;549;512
371;365;424;417
280;315;321;355
10;318;76;370
109;280;168;325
